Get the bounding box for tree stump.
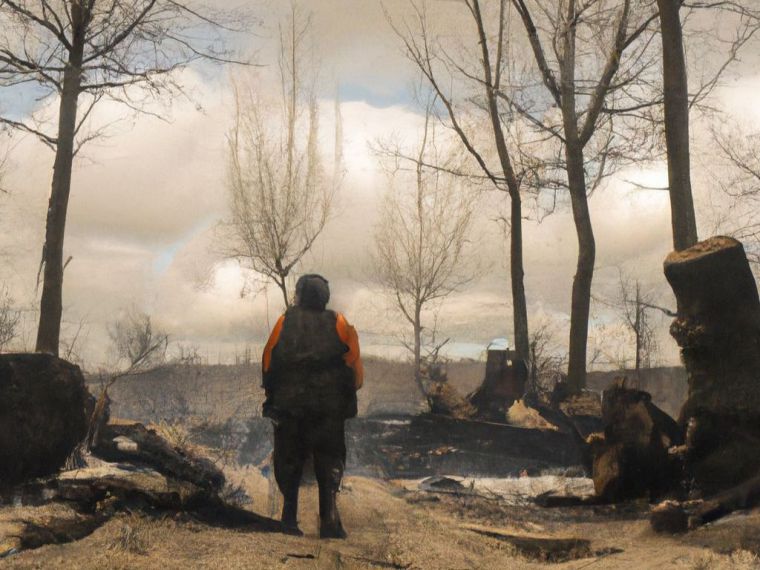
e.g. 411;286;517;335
664;236;760;496
0;354;92;487
591;380;683;502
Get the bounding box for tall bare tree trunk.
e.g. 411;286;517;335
657;0;698;251
472;0;530;361
634;285;642;371
35;21;85;356
565;145;595;393
510;194;530;360
560;0;594;394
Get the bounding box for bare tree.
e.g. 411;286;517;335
526;318;567;398
709;121;760;264
223;6;339;307
657;1;759;251
107;307;168;375
507;0;661;392
373;102;478;397
0;285;20;351
612;273;659;371
0;0;247;355
388;0;542;361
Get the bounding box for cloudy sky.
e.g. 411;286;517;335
0;0;758;370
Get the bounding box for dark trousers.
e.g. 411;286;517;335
273;414;346;515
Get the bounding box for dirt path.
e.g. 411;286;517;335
1;476;758;569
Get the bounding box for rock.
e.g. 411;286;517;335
664;236;760;496
0;353;93;487
591;380;683;502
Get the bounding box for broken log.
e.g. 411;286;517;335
652;473;760;533
54;462;210;511
0;354;93;488
92;420;225;494
591;380;683;503
664;236;760;496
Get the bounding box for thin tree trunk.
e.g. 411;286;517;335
471;0;530;361
657;0;698;251
35;27;85;355
634;285;642;371
510;194;530;360
560;0;594;394
413;307;425;399
565;146;595;394
276;274;289;308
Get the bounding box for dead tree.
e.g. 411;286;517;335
223;6;339;307
0;285;20;351
0;1;247;355
593;270;667;372
710;122;760;265
388;0;538;361
657;0;760;251
509;0;660;392
373;100;477;398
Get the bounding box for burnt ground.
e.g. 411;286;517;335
1;474;758;569
1;362;745;568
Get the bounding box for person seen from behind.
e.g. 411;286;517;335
261;274;363;538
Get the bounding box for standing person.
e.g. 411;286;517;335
261;274;363;538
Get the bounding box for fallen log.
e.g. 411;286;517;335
652;473;760;533
55;462;210;511
92;420;225;494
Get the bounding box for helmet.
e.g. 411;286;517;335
294;274;330;310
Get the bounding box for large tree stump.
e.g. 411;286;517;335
664;236;760;496
468;349;527;421
0;354;92;487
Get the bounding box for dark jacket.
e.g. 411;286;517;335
262;306;362;420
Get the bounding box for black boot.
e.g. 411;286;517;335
319;488;347;539
281;493;303;536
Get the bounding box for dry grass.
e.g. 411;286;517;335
688;549;760;570
107;514;149;555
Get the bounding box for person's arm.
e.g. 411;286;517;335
261;315;285;391
336;313;363;390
